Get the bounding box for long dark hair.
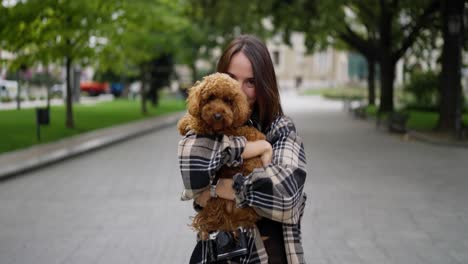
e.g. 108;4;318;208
217;35;283;132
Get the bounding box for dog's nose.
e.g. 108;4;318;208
213;113;223;120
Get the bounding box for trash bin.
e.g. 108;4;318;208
36;107;50;125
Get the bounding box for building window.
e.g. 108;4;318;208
273;51;280;66
296;51;304;66
314;51;330;74
295;76;303;89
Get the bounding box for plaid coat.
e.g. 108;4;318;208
178;115;307;264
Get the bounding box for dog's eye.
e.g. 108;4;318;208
223;97;232;104
207;95;215;101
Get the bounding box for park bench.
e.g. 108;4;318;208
353;106;367;119
460;122;468;140
376;111;409;134
348;100;367;119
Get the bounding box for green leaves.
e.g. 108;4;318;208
95;0;189;76
2;0;118;70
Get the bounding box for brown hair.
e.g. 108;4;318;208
216;35;283;132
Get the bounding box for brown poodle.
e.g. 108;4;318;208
178;73;265;240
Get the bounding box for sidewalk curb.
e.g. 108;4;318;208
0;111;185;180
407;130;468;149
346;110;468;149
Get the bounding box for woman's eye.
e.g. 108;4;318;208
246;79;255;88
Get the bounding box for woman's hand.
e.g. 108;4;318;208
242;140;273;167
194;178;236;207
194;188;211;208
216;178;235;201
260;142;273;167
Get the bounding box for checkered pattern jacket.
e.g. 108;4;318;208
178;115;307;264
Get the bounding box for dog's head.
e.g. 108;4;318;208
186;73;251;133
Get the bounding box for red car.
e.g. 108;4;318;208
80;81;109;96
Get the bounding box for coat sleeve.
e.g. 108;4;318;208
233;117;307;224
178;131;247;201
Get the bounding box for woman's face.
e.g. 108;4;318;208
227;52;256;107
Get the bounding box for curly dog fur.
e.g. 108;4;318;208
178;73;265;240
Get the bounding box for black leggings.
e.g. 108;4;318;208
257;218;287;264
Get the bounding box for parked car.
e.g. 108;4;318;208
110;83;124;97
80;81;109;96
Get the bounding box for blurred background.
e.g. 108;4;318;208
0;0;467;148
0;0;467;263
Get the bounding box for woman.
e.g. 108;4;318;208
179;35;307;264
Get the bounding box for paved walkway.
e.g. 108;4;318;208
290;95;468;264
0;94;467;263
0;113;183;179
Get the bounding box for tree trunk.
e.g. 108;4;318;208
379;55;395;113
150;88;159;107
140;64;148;115
366;56;376;106
46;65;50;110
190;61;197;84
378;2;394;113
436;0;464;134
16;70;21;110
65;56;74;128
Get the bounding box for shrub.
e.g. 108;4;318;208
403;71;439;109
322;87;367;101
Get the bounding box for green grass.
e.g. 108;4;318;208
0;98;186;154
301;86;368;101
364;105;468;131
405;111;439;131
304;85;468;132
300;88;329;96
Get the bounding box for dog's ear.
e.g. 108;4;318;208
187;81;202;117
232;91;251;127
177;114;191;135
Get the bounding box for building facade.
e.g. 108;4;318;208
266;33;350;90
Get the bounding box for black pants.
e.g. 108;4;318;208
257;218;287;264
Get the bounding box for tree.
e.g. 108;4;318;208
436;0;466;134
271;0;379;105
177;0;273;83
175;7;219;83
1;1;43;110
335;3;379;106
147;53;174;106
2;0;118;128
96;0;187;114
376;0;439;113
271;0;439;113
